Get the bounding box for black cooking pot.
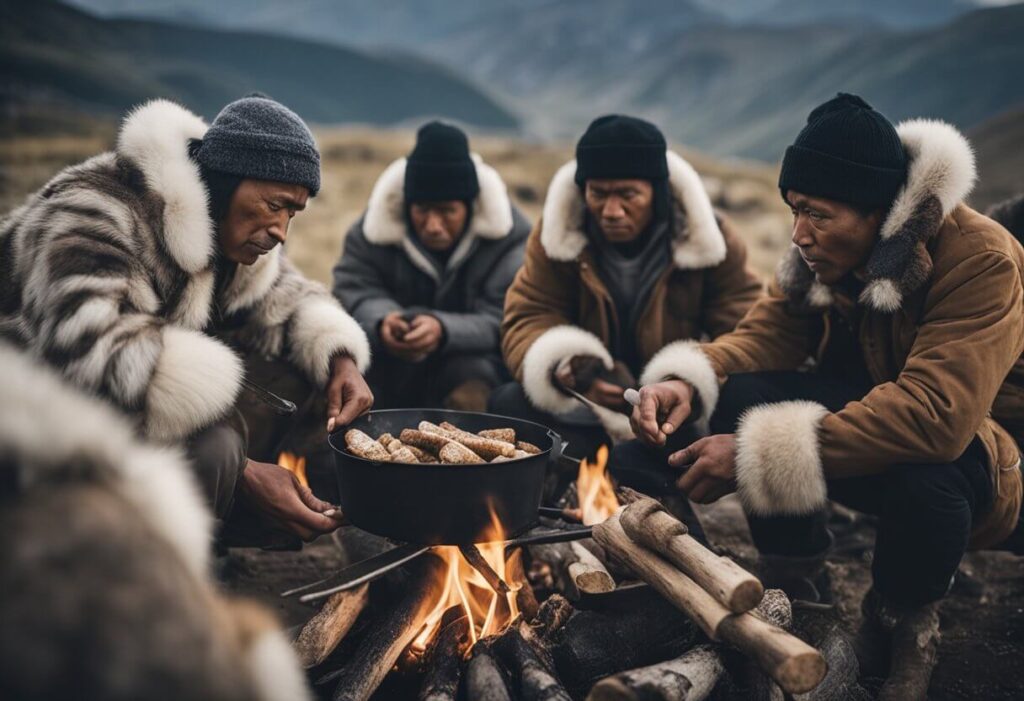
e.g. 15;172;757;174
328;409;562;545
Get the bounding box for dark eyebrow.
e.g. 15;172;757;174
271;193;306;211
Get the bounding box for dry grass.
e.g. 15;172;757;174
0;126;792;285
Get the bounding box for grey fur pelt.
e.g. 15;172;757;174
0;99;369;442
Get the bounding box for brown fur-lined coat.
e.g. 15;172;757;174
650;120;1024;548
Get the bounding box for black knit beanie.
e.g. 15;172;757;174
404;121;480;203
194;93;321;196
779;93;907;208
575;115;668;186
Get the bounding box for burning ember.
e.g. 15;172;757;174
576;445;619;524
412;508;522;653
277;451;309;488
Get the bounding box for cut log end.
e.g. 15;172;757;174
774;650;828;695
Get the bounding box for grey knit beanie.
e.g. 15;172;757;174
196;94;321;195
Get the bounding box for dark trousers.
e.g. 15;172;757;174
368;351;506;410
714;371;994;606
487;381;610;461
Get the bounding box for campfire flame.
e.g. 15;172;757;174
411;506;522;653
277;451;309;488
577;445;619;524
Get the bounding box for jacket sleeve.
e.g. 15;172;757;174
331;221;403;350
500;221;613;414
231;251;371;388
28;186;242;443
434;234;526;355
639;280;819;425
732;250;1024;517
699;216;765;339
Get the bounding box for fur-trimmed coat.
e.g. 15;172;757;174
0;100;370;443
648;120;1024;548
501;150;763;437
0;342;310;700
333;155;530;356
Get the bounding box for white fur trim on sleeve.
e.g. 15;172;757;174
522;325;611;414
145;327;243;442
289;297;372;384
639;340;719;429
734;400;830;515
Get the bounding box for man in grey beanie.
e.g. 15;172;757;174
0;95;374;545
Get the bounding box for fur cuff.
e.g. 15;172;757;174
734;400;830;515
145;327;243;442
522;325;611;414
289;297;372;385
639;341;719;429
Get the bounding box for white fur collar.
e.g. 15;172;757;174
363;154;514;245
539;150;726;269
876;119;976;242
117;99;213;274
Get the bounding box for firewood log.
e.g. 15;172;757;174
587;644;724;701
465;639;513;701
545;589;699;696
293;584;369;668
344;429;392;461
620;497;763;613
529;541;615;597
419;609;470;701
592;513;826;695
492;622;572;701
325;555;446;701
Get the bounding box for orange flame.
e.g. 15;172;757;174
411;506;522;653
277;451;309;488
577;445;619;525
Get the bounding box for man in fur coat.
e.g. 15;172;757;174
630;94;1024;698
333;121;530;411
0;342;312;701
496;114;762;463
0;95;373;542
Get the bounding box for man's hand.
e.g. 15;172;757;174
240;459;346;541
669;434;738;504
401;315;444;355
630;380;695;446
380;312;412;355
325;354;373;432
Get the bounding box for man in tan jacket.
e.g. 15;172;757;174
494;115;762;464
630;93;1024;699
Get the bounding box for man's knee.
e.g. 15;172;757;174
186;411;247;519
711;373;779;433
882;463;973;523
488;381;528;415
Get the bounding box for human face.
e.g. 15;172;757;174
786;190;883;285
585;179;655;243
218;179;308;265
409;200;468;252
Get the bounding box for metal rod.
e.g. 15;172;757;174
241;377;297;416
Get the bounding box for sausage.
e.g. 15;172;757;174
439;441;485;464
434;421;515;460
479;428;516;444
345;429;392;462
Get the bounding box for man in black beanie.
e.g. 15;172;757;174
334;121;531;410
0;95;374;545
630;93;1024;698
496;114;762;470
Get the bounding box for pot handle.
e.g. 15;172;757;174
547;429;567;464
